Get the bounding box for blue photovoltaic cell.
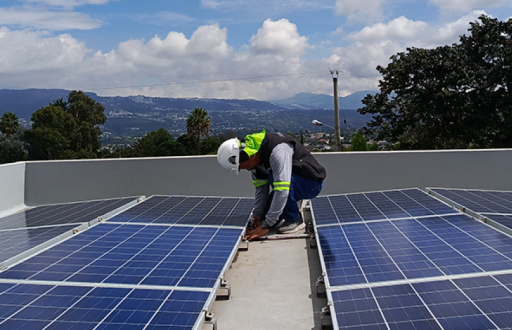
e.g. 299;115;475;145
0;223;242;288
318;214;512;287
109;196;253;227
413;280;496;329
312;189;458;226
331;288;387;330
0;225;79;264
0;283;209;330
331;274;512;330
0;198;136;230
432;188;512;214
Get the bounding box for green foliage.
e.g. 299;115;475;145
135;128;186;157
0;111;20;136
351;132;368;151
176;134;198;155
359;15;512;149
49;97;69;110
368;141;379;151
186;108;211;149
24;91;106;160
0;130;27;163
200;136;221;155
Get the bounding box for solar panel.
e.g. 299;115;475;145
108;195;253;227
330;273;512;330
0;282;210;330
317;214;512;288
430;188;512;214
0;223;243;289
312;189;512;329
0;194;250;330
429;188;512;236
0;197;139;231
312;189;458;226
0;224;85;269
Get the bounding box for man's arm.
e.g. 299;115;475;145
262;142;293;226
251;169;269;220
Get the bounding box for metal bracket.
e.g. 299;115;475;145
316;275;326;298
204;312;217;330
216;279;231;301
238;239;249;252
321;306;333;330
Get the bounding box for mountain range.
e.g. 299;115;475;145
0;89;377;136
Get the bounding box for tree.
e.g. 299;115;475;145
200;136;221;155
0;112;20;136
49;97;69;110
24;106;76;160
24;91;107;160
359;15;512;149
351;132;367;151
135;128;186;157
0;124;27;164
186;108;211;151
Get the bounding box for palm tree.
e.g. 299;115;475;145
0;112;20;136
186;108;211;150
49;97;69;110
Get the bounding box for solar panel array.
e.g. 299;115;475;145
430;188;512;238
108;195;254;227
311;188;512;329
0;195;252;330
0;197;139;269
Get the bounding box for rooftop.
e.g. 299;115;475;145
1;149;512;329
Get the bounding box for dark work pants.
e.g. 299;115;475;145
265;172;324;223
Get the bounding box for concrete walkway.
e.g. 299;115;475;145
210;235;327;330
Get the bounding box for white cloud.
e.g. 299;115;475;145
0;19;321;100
0;11;495;101
250;19;309;56
335;0;384;23
429;0;510;13
328;11;487;94
0;6;104;30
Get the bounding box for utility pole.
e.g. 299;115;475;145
331;70;342;152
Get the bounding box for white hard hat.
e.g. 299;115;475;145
217;138;241;175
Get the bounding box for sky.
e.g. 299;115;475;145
0;0;511;101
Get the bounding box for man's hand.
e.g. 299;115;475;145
245;226;269;241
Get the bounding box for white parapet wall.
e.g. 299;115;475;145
3;148;511;206
0;162;26;215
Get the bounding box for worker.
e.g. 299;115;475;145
217;130;326;240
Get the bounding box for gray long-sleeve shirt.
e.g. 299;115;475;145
252;142;293;226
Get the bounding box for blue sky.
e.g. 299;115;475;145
0;0;511;100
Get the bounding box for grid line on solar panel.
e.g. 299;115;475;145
108;195;253;227
0;282;210;330
318;214;512;289
312;189;459;226
0;197;138;231
330;273;512;330
0;223;243;289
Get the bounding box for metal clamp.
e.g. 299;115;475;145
238;239;249;252
321;306;333;330
204;312;217;330
316;275;326;298
216;279;231;301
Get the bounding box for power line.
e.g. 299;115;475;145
85;70;328;91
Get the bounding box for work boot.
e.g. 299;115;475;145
277;217;305;234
